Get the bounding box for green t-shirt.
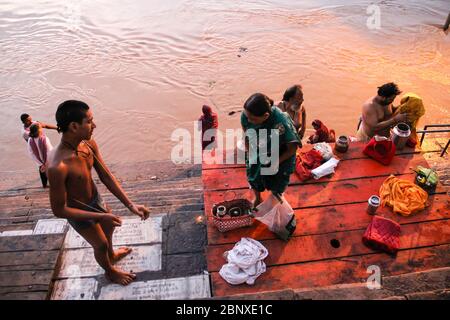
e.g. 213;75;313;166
241;106;299;171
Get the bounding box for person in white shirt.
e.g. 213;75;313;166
27;123;54;188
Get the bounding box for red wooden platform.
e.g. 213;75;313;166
202;142;450;297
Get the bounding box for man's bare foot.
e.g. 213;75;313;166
110;247;133;263
106;267;136;286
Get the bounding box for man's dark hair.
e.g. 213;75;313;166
282;85;302;102
377;82;401;98
20;113;30;123
244;93;274;117
55;100;89;133
29;123;40;138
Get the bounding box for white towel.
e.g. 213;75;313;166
311;157;340;180
219;238;268;285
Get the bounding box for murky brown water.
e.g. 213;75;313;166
1;0;449;173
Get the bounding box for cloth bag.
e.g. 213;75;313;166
254;194;296;241
363;136;396;165
363;215;401;254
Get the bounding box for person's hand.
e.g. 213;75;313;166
101;213;122;227
394;113;408;123
39;164;47;173
128;203;150;220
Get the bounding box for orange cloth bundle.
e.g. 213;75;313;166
379;175;428;216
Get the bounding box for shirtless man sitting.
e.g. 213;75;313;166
47;100;150;286
277;85;306;143
356;82;407;142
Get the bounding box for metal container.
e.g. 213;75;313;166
335;135;349;153
391;122;411;150
216;205;227;217
367;195;380;215
228;207;242;217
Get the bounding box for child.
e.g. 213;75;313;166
27;123;53;188
241;93;300;207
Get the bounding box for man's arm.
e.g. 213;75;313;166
299;106;306;139
48;164;121;225
88;139;150;220
40;122;58;131
279;143;297;164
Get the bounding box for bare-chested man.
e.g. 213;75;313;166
277;84;307;143
356;82;408;142
47;100;150;286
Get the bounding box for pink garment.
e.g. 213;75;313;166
27;135;53;167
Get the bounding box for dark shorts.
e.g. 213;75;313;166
67;192;108;230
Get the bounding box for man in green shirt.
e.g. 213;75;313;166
241;93;300;207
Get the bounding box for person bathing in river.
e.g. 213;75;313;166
20;113;58;142
356;82;408;142
241;93;299;207
277;85;306;146
47;100;150;286
27;123;53;188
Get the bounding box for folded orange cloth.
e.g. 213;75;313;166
379;175;428;216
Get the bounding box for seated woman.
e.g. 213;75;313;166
27;123;53;188
308;120;336;144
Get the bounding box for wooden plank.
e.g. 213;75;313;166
0;270;54;287
0;251;60;268
202;142;424;170
0;291;47;300
210;244;450;297
206;219;450;272
0;285;49;294
202;153;430;191
204;174;445;217
0;234;64;253
207;195;450;245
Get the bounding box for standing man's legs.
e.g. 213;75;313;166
74;223;136;285
444;12;450;31
99;219;132;262
39;170;48;188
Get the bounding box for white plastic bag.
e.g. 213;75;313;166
254;194;296;241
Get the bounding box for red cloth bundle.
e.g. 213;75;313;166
363;216;401;254
363;137;396;165
295;149;323;181
308;120;336;144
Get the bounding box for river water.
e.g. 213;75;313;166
1;0;449;173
